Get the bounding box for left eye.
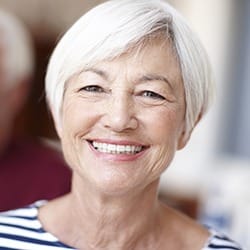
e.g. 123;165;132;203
141;91;165;100
80;85;104;93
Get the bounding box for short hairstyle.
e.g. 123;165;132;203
0;9;34;89
45;0;214;137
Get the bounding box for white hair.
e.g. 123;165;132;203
45;0;214;137
0;9;34;89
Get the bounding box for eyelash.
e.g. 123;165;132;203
79;86;166;100
80;85;104;93
141;91;165;100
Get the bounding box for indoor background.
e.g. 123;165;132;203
0;0;249;248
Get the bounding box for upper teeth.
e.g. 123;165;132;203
92;142;143;154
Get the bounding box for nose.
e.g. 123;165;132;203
102;93;138;132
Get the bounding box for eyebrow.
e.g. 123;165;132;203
81;67;173;90
81;67;108;80
137;74;174;90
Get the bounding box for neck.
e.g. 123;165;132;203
48;176;163;250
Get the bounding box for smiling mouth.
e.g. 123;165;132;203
89;141;146;155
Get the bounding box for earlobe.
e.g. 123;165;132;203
177;129;192;150
177;112;203;150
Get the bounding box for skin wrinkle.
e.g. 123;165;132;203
38;38;209;250
78;67;174;92
69;178;163;249
64;40;183;247
61;34;178;110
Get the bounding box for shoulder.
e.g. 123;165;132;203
203;228;243;250
0;202;47;245
0;201;46;232
160;203;211;248
0;201;74;249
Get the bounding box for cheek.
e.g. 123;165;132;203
60;98;104;168
60;101;90;166
142;107;185;168
143;110;184;182
142;107;184;144
62;99;97;136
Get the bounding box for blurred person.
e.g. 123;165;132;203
0;1;243;249
0;9;71;212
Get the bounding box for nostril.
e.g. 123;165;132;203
102;113;139;132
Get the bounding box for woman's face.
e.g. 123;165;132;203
60;39;187;195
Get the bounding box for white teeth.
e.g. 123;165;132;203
92;141;143;154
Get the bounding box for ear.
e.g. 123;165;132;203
177;112;203;150
177;128;192;150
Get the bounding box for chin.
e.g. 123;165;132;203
90;174;142;198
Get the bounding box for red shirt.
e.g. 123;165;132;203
0;138;72;211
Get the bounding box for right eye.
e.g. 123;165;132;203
141;90;165;100
80;85;104;93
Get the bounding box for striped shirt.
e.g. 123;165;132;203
0;201;243;250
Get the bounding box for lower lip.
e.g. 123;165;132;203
88;142;147;162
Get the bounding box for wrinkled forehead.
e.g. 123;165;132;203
71;32;178;80
65;36;183;101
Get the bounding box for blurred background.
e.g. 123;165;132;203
0;0;249;248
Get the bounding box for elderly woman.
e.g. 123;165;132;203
0;0;242;249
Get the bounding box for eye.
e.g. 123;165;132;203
141;91;165;100
80;85;104;93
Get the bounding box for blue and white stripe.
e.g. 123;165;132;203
0;202;74;250
203;228;243;250
0;201;243;250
